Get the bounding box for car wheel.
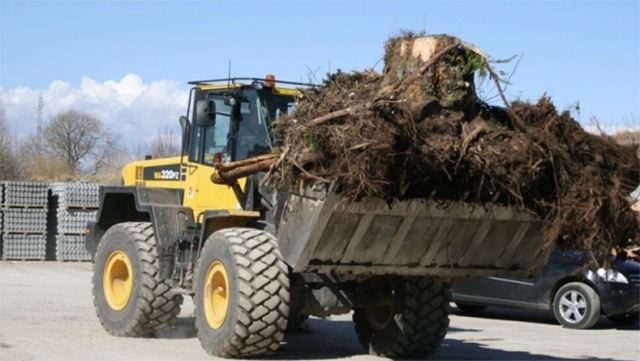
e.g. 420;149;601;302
607;313;640;326
553;282;600;329
455;303;486;313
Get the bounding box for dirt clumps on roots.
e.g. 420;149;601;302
267;34;639;261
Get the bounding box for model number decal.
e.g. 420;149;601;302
154;169;180;180
143;164;181;181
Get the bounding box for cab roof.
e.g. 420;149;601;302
188;77;315;93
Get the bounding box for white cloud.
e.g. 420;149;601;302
583;124;640;135
0;75;188;147
80;74;147;108
0;75;636;150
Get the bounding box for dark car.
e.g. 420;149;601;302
451;249;640;329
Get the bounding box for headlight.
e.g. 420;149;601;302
597;268;629;283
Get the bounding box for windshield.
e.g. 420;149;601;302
236;93;270;160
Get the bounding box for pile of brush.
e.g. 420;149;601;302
215;34;640;261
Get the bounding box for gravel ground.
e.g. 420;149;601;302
1;261;638;361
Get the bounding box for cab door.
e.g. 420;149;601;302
181;108;240;218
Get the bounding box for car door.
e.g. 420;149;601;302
455;272;541;306
453;250;577;308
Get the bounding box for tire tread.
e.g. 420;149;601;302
93;222;183;337
354;276;451;358
195;228;289;358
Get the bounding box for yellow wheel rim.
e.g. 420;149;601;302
204;261;229;329
103;250;133;311
364;277;393;331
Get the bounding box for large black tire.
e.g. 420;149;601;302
92;222;183;336
353;276;451;358
194;228;290;358
553;282;601;329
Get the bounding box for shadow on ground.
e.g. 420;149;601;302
452;306;640;331
152;315;631;361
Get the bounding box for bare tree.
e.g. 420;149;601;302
41;109;122;174
0;105;22;180
150;126;180;158
134;126;180;159
43;110;100;167
18;135;76;181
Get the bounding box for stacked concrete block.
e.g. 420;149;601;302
1;182;50;260
3;182;49;207
2;208;48;233
56;208;98;234
0;207;3;259
51;182;100;261
0;181;104;261
51;182;101;209
2;234;47;259
55;234;91;261
0;182;4;258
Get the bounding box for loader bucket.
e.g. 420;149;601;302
276;185;552;279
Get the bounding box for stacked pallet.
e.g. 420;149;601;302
1;182;50;260
51;182;100;261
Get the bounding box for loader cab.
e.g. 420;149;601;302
186;77;303;165
177;76;308;216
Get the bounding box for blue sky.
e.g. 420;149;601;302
1;0;639;145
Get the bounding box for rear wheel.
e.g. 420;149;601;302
553;282;601;329
194;228;290;358
353;276;450;358
92;222;183;336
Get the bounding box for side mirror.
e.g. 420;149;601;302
195;99;216;127
179;115;191;157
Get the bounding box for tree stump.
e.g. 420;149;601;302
377;34;480;121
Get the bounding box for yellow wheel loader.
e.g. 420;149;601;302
87;76;552;358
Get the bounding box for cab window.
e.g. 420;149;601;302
236;96;271;160
203;99;232;164
189;96;232;164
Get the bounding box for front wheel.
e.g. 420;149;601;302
194;228;290;358
353;276;450;358
553;282;601;329
92;222;183;336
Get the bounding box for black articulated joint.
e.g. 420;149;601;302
85;220;98;261
171;218;202;289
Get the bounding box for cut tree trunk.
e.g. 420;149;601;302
212;154;279;185
376;35;480;121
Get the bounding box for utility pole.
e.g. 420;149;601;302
37;92;43;154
